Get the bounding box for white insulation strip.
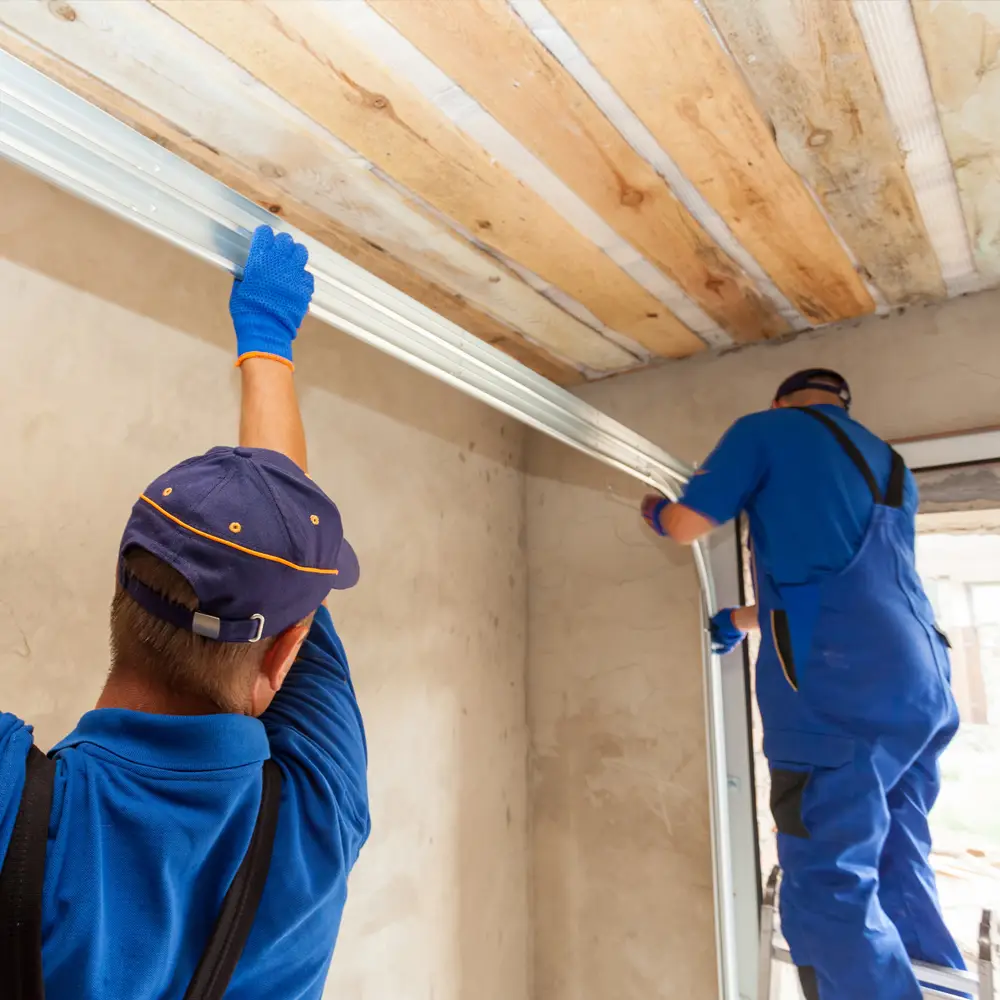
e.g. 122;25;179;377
326;0;733;348
852;0;981;297
509;0;806;332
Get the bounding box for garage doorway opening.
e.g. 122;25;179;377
916;521;1000;960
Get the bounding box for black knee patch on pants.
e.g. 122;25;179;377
770;768;810;838
798;965;819;1000
797;965;820;1000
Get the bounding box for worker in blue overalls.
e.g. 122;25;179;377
640;370;965;1000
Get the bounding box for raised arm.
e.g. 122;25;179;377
640;497;715;545
239;360;308;473
640;415;766;546
230;225;313;471
229;226;371;865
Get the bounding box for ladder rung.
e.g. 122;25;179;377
772;942;981;997
914;957;981;994
763;867;991;1000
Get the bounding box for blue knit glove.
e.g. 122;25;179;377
230;226;314;369
710;609;747;655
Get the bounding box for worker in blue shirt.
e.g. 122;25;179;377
0;226;370;999
641;371;964;1000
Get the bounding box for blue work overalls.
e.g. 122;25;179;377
756;408;964;999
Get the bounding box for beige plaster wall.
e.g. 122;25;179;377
527;288;1000;999
577;289;1000;458
0;162;530;1000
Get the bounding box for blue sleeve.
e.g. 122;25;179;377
261;605;370;867
680;415;767;527
0;713;33;866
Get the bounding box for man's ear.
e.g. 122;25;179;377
261;620;311;693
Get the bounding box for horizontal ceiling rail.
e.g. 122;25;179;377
0;48;737;1000
0;48;694;492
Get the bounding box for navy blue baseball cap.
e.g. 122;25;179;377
118;446;359;643
774;368;852;411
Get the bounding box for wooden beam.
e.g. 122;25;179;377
0;7;634;375
543;0;876;325
913;0;1000;283
704;0;945;306
149;0;706;360
367;0;789;344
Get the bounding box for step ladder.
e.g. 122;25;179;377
759;866;996;999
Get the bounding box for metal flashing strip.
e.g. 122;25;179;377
0;47;738;1000
896;428;1000;472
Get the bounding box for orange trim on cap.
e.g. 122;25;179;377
139;494;339;575
235;352;295;372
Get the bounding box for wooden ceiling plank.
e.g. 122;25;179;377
913;0;1000;283
542;0;876;326
705;0;945;306
0;4;632;375
367;0;788;344
149;0;705;360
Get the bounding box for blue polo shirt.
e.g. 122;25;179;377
0;604;369;999
680;404;918;587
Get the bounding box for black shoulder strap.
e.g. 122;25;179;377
183;758;282;1000
1;752;280;1000
884;450;907;509
795;407;884;505
0;745;56;1000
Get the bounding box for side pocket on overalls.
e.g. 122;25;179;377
769;581;824;694
771;609;797;691
764;730;855;839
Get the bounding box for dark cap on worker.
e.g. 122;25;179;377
774;368;852;411
118;446;359;643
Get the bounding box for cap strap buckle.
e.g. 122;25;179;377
248;614;265;643
192;611;222;640
190;609;264;642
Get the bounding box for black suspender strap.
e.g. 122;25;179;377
795;407;884;505
0;750;281;1000
796;406;908;509
183;758;282;1000
0;746;56;1000
884;450;907;509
